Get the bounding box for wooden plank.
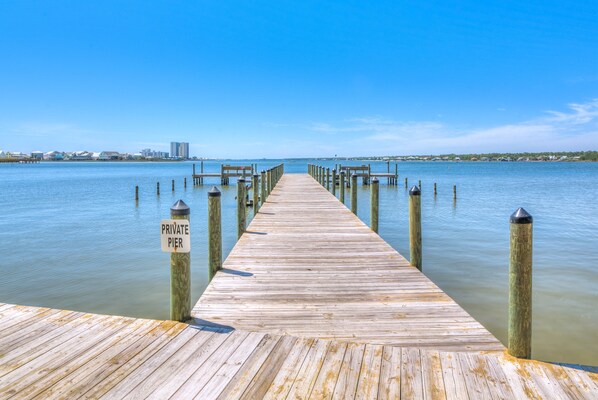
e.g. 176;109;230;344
439;351;470;400
354;344;384;400
420;349;447;399
401;347;424;399
310;341;348;399
377;346;401;400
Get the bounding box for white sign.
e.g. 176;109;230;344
160;219;191;253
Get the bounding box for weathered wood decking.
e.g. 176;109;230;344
194;173;502;351
0;303;596;399
1;172;596;398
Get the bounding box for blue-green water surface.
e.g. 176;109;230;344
0;160;596;365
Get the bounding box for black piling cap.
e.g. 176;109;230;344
409;185;421;196
332;169;336;173
510;207;533;224
238;177;246;183
372;178;379;183
208;186;221;197
170;199;190;216
253;173;259;177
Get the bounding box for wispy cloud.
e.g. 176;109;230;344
308;99;598;154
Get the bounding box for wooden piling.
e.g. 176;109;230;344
172;179;175;192
200;161;204;185
135;186;139;201
237;178;246;239
508;208;533;359
453;185;457;200
409;186;422;271
350;174;357;214
405;177;408;189
208;187;222;281
261;170;266;205
326;168;330;191
157;182;160;196
395;164;398;185
419;180;422;190
332;169;337;196
340;171;346;203
371;178;379;233
184;177;187;189
434;182;437;196
169;200;191;322
267;169;272;194
252;174;259;215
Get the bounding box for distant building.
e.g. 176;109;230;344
99;151;120;161
44;151;64;161
31;151;44;160
141;148;169;159
170;142;190;159
70;151;93;161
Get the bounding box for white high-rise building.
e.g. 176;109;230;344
170;142;190;159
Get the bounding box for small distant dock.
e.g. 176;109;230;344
192;162;258;185
0;158;40;164
0;172;596;398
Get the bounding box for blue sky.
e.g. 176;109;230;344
1;1;597;158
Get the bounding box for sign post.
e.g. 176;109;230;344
161;200;191;322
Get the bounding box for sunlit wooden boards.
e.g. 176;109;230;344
194;174;503;351
0;304;595;399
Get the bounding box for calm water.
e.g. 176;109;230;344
0;160;596;365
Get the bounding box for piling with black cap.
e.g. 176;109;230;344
252;173;259;215
208;187;222;281
340;171;346;203
170;200;191;322
237;178;246;239
332;169;337;196
350;174;358;214
409;185;422;271
371;178;379;233
508;207;533;359
326;168;330;191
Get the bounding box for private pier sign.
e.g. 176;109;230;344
160;219;191;253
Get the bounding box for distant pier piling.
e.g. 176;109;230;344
237;178;246;239
453;185;457;200
434;182;437;196
157;182;160;196
508;208;533;359
172;179;175;192
253;174;259;215
371;178;379;233
340;171;346;203
208;187;222;281
409;185;422;271
350;174;357;214
135;186;139;201
261;170;266;205
332;169;337;196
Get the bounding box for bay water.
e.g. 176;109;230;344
0;160;596;365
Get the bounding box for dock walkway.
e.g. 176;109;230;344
0;173;596;398
194;174;502;351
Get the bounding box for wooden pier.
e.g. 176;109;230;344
192;163;257;185
0;173;596;398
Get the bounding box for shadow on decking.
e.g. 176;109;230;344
246;230;267;235
221;268;253;277
189;318;235;333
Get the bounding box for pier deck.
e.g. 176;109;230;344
194;174;502;351
1;172;596;398
0;303;596;399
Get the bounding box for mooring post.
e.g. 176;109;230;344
200;161;204;185
252;174;259;215
260;170;266;205
193;163;196;178
157;182;160;196
326;168;330;191
208;187;222;281
434;182;437;196
184;177;187;189
172;179;175;192
350;174;358;214
453;185;457;200
409;186;422;271
508;208;533;359
395;164;398;185
340;171;346;203
135;185;139;201
170;200;191;322
419;180;422;190
371;177;379;233
267;169;272;194
405;177;408;189
332;169;337;196
237;178;246;239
